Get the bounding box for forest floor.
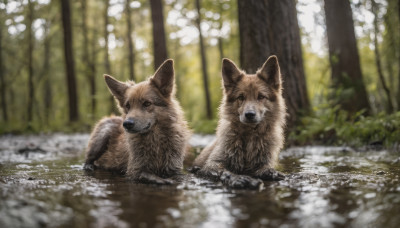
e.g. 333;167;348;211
0;133;399;227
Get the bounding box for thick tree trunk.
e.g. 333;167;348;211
27;0;34;124
371;0;394;113
238;0;270;73
150;0;168;70
61;0;79;122
238;0;310;128
0;21;7;121
195;0;213;120
125;0;136;81
324;0;370;115
81;0;96;119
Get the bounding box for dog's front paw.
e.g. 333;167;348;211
83;162;95;171
137;173;175;185
154;178;175;185
221;172;263;189
196;168;222;181
256;168;285;181
187;166;201;173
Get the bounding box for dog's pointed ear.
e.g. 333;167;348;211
150;59;174;97
258;55;281;90
222;58;243;89
104;74;129;105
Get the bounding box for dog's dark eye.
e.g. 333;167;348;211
125;103;130;109
143;101;152;107
258;94;266;100
237;95;245;101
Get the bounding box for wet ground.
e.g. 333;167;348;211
0;134;399;228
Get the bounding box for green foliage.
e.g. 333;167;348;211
290;104;400;148
189;119;218;134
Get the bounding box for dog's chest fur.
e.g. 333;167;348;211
126;124;186;177
221;124;274;174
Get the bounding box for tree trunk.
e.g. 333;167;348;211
103;0;116;114
238;0;310;128
27;0;34;124
324;0;370;115
195;0;213;120
371;0;394;113
238;0;270;73
125;0;136;81
398;0;400;109
217;1;224;60
150;0;168;70
43;21;52;125
104;0;111;75
0;20;7;121
61;0;79;122
81;0;96;119
90;29;97;120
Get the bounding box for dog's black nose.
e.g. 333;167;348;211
123;119;135;130
245;111;256;120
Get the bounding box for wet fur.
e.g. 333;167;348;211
85;60;191;184
192;56;286;189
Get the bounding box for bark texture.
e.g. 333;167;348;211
324;0;371;115
150;0;168;70
61;0;79;122
238;0;310;128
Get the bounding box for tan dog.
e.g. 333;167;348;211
192;56;286;189
84;60;190;185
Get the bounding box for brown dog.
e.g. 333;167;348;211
84;60;190;185
191;56;286;189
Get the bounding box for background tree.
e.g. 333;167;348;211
150;0;168;69
0;6;7;122
398;0;400;109
195;0;212;120
61;0;79;122
27;0;34;124
103;0;116;114
371;0;394;113
0;0;399;135
125;0;136;81
238;0;310;128
42;19;52;125
81;0;97;119
324;0;370;115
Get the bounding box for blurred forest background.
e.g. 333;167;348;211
0;0;399;147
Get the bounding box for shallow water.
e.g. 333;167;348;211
0;134;399;228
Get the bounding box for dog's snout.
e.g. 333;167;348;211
245;111;256;120
123;119;135;130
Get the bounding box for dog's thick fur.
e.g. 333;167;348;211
192;56;286;189
84;60;191;185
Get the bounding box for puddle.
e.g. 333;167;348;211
0;134;399;227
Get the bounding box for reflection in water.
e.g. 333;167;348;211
1;145;400;227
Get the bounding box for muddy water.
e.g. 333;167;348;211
0;134;399;228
